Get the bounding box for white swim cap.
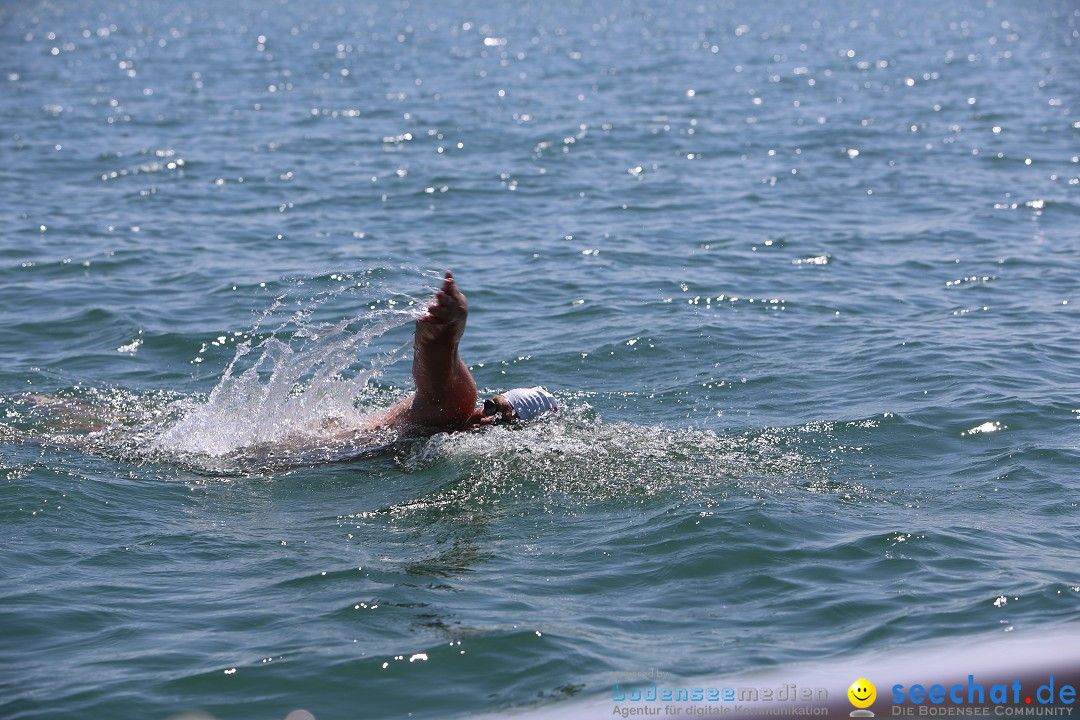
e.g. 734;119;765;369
500;386;559;421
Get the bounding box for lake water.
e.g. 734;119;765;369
2;1;1078;718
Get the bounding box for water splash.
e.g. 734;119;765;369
152;268;434;463
367;400;841;518
2;268;440;473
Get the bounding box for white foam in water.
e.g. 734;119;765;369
153;269;430;460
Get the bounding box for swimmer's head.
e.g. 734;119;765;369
481;387;559;424
482;394;515;421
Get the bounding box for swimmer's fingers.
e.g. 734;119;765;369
440;273;466;306
424;272;466;321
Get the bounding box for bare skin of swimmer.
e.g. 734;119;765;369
382;271;483;432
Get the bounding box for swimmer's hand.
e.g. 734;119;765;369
416;271;467;344
465;413;519;431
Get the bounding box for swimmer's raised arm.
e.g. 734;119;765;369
383;272;478;432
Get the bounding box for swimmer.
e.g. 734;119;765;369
12;272;557;461
382;271;558;434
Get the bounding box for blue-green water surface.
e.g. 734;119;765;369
2;1;1079;718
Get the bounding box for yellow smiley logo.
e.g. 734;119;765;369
848;678;876;709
